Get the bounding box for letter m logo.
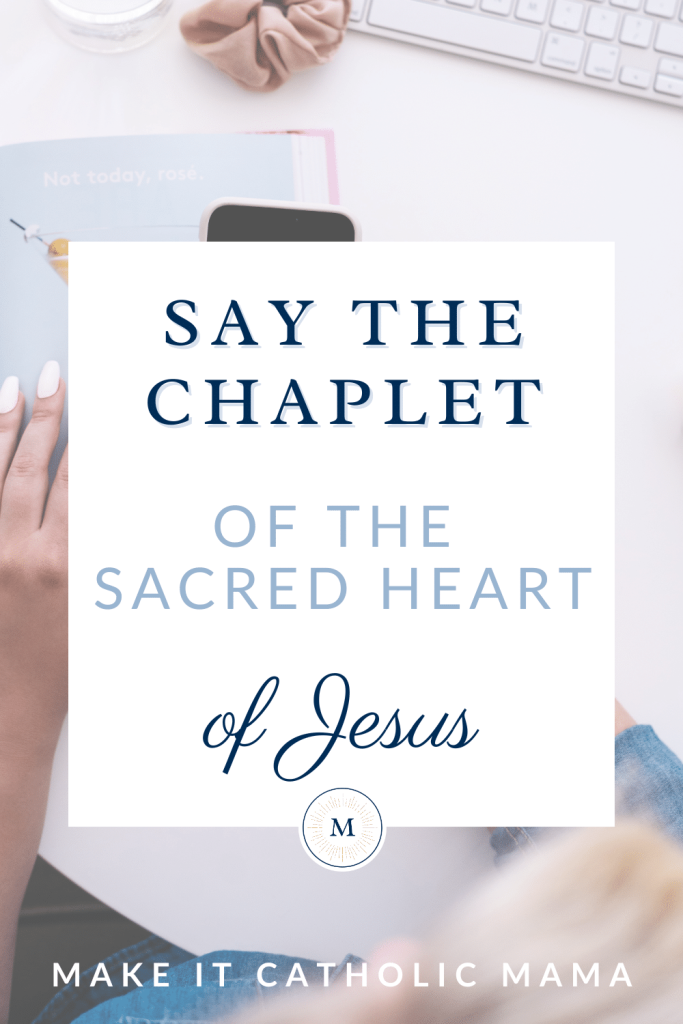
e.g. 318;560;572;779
330;817;355;838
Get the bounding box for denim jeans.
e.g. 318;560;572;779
490;724;683;864
36;725;683;1023
34;943;363;1024
32;936;192;1024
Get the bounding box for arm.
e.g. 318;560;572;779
615;698;636;735
0;367;67;1024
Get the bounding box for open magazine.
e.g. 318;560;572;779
0;129;337;474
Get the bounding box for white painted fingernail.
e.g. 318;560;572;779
37;360;60;399
0;376;19;414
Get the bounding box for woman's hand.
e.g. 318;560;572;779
0;362;67;760
0;362;67;1024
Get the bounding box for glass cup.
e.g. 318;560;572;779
42;0;174;53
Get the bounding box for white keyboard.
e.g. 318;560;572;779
349;0;683;105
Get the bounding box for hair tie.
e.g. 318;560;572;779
180;0;351;93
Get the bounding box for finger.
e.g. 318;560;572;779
0;363;65;539
42;443;68;543
0;377;25;504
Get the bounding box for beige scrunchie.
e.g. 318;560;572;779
179;0;351;93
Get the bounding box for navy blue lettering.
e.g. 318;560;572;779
439;380;481;425
479;301;521;346
351;301;398;345
271;380;318;425
165;300;198;346
274;673;350;781
384;381;427;425
495;379;541;425
147;379;189;425
411;300;464;345
212;301;256;346
205;379;257;425
268;300;314;345
330;380;371;424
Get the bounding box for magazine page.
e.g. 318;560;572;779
0;129;330;456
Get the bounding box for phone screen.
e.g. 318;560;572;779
206;204;356;242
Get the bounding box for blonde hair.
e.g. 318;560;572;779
237;822;683;1024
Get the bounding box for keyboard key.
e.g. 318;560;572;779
620;13;654;42
585;6;619;35
446;0;478;8
619;64;651;83
659;56;683;72
655;21;683;51
367;0;543;61
655;70;683;90
584;40;620;73
516;0;549;21
481;0;514;14
644;0;676;15
349;0;367;20
550;0;585;28
610;0;640;10
541;30;585;66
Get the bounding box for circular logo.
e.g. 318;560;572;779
301;788;384;870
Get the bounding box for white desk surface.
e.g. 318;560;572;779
2;0;683;960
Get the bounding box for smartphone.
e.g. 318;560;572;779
199;197;360;242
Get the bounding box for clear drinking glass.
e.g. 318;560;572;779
42;0;174;53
